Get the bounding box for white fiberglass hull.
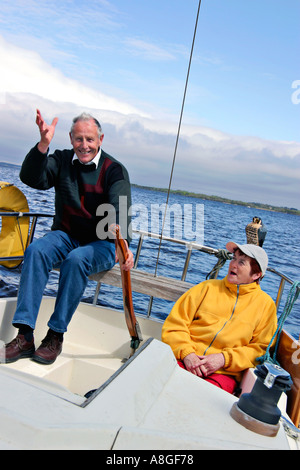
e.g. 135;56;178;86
0;297;297;450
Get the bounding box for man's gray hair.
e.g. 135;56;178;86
70;113;103;138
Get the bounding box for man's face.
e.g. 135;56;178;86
70;119;104;164
227;250;261;285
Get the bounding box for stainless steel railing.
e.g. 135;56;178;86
131;229;299;313
1;213;299;315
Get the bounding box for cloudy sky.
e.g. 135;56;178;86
0;0;299;208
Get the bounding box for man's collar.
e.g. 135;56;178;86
72;148;102;168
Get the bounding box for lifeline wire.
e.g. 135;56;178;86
154;0;203;277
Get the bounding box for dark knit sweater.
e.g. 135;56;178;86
20;144;132;244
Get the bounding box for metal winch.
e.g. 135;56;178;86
230;362;293;437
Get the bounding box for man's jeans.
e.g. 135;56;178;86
13;230;115;333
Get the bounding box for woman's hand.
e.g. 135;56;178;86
183;352;225;377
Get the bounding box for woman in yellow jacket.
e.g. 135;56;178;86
161;242;277;394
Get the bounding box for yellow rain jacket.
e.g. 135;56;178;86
162;276;277;381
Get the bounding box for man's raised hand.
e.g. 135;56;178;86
36;109;58;153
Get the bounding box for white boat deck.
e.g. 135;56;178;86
0;296;162;402
0;297;298;450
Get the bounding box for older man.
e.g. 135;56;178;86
162;242;277;394
2;109;133;364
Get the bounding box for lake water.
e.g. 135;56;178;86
1;162;299;339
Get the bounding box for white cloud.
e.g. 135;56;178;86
0;36;299;209
123;38;176;61
1;90;299;208
0;36;147;117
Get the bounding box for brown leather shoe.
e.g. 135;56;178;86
0;334;35;363
32;331;63;365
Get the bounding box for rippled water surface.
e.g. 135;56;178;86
1;163;299;339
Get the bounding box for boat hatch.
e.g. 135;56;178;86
0;297;162;406
1;337;154;408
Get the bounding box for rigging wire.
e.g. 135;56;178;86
153;0;203;277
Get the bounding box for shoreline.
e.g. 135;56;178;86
1;161;298;216
132;184;300;216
